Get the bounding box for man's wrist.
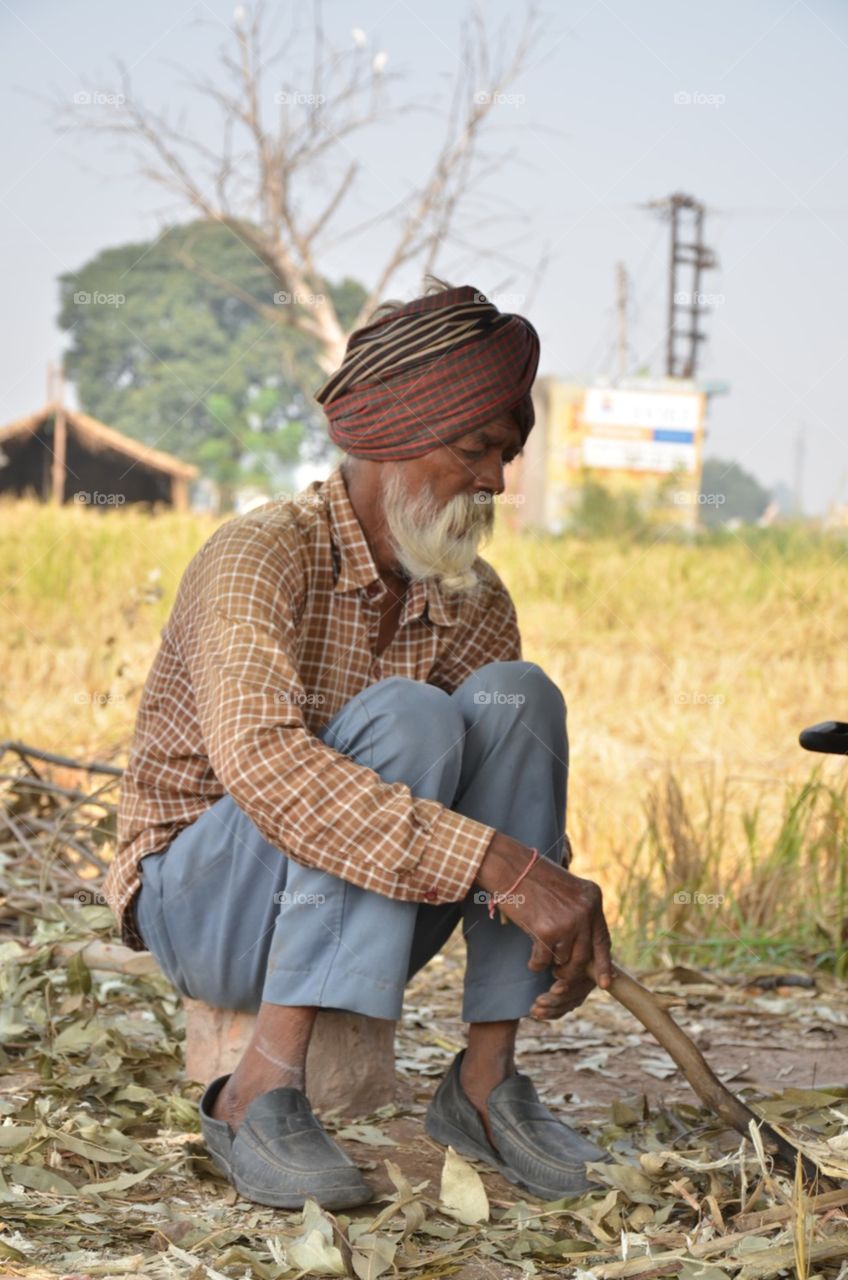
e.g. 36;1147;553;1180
475;831;536;896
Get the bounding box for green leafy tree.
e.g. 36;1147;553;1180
57;220;366;508
699;457;771;528
568;477;651;539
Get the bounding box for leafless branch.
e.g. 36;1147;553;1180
52;0;549;370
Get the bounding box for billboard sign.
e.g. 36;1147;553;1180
580;386;703;475
583;387;702;432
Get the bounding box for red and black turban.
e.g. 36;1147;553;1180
314;285;540;461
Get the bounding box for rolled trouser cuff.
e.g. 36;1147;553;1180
261;958;408;1021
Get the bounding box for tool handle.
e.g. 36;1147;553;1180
799;721;848;755
590;961;827;1184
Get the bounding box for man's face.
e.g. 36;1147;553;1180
402;414;524;504
378;415;523;594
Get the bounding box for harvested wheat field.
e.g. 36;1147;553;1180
1;496;847;1279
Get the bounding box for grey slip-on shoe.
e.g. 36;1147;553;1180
199;1074;373;1210
425;1048;611;1201
198;1074;236;1179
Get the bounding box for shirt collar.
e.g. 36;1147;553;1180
325;464;380;594
324;464;461;628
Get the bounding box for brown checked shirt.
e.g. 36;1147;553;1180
104;464;523;950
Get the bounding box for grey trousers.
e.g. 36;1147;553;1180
135;659;568;1023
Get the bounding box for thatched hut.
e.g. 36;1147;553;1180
0;402;198;511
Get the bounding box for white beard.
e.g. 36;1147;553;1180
380;466;495;596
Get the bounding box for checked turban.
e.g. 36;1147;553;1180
314;285;541;461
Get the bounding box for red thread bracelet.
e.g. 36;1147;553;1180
487;846;539;920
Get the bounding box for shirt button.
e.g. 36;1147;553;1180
423;889;438;901
373;660;383;678
366;582;381;597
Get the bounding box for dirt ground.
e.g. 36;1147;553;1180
2;913;847;1278
335;938;848;1214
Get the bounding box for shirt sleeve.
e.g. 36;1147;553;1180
175;523;496;904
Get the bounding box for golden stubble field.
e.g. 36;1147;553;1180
3;496;848;969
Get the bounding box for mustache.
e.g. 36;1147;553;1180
432;491;494;532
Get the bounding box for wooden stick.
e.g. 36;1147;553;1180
19;814;110;873
591;961;831;1185
594;1233;848;1280
9;937;160;977
0;773;115;806
0;740;123;776
0;806;43;859
734;1186;848;1230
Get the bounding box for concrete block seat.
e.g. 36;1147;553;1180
182;1000;398;1117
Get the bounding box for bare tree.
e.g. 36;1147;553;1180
55;0;548;372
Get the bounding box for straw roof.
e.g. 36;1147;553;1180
0;402;198;480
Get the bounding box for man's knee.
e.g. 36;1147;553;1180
363;676;466;775
374;674;465;724
465;660;566;718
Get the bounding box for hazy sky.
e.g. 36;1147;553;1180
2;0;846;511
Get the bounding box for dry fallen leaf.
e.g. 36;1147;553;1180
351;1230;398;1279
438;1145;489;1225
283;1198;348;1275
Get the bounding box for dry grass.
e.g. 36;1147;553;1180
0;496;218;761
3;495;848;972
491;517;848;971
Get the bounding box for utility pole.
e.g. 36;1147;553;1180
649;193;718;379
616;261;629;380
794;424;806;516
47;362;67;506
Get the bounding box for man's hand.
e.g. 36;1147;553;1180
476;833;613;1020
